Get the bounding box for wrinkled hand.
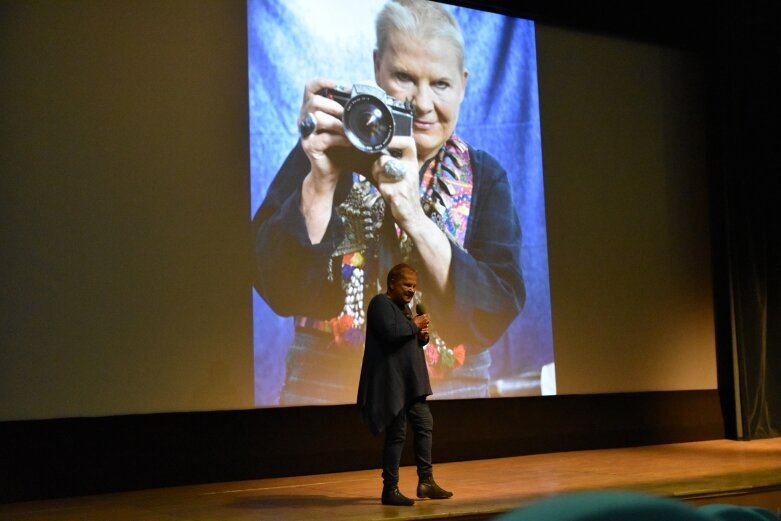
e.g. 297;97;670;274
371;136;428;230
298;78;351;186
298;78;354;244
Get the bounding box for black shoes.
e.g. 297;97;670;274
381;478;453;506
417;476;453;499
381;486;415;506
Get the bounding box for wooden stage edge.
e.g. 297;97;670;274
2;438;781;521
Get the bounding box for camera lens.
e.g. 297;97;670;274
343;94;394;153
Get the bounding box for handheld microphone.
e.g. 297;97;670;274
415;303;430;347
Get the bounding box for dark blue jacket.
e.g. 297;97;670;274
357;293;432;434
252;142;524;352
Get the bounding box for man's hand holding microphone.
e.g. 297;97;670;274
413;303;430;346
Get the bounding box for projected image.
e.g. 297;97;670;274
249;0;554;406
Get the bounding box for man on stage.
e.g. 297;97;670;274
357;263;453;506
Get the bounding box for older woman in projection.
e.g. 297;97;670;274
252;0;525;405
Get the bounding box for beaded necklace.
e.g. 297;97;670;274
295;134;474;376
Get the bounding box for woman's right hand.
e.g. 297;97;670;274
298;78;351;244
298;78;351;188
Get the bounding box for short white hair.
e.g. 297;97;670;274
375;0;465;71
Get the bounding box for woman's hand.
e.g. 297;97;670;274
298;78;351;244
371;136;453;293
298;78;351;187
371;136;428;230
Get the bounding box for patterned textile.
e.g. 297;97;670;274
280;329;364;405
295;135;474;378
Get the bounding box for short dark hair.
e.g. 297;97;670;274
387;263;416;289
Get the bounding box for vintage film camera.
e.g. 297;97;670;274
318;83;414;154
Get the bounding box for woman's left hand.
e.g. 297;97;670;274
371;136;453;294
371;136;428;231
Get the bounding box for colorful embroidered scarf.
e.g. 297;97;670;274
295;134;474;377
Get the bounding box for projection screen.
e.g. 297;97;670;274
248;0;553;406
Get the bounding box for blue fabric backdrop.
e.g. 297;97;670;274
248;0;553;405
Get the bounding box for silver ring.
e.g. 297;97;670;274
298;112;316;139
383;158;406;180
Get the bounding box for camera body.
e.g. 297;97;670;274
318;83;414;154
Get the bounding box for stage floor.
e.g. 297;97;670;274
2;438;781;521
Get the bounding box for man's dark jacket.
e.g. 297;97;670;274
357;293;432;434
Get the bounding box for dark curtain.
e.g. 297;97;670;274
709;1;781;439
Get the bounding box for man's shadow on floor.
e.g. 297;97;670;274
231;494;378;509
